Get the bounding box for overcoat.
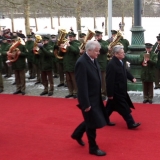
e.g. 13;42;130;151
106;56;135;116
75;53;107;129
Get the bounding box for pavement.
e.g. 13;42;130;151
1;73;160;104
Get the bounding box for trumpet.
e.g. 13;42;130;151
143;52;150;66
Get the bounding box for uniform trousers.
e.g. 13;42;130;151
28;61;36;78
155;68;160;87
58;62;64;84
3;61;12;77
14;69;26;92
35;64;41;82
66;72;77;95
142;82;153;100
41;70;54;93
0;71;3;90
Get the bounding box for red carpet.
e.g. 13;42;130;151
0;94;160;160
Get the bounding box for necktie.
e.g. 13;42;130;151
120;60;123;66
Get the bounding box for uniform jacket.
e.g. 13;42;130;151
139;51;157;82
152;42;160;69
63;40;80;72
97;39;108;71
25;40;34;63
0;42;10;62
106;56;135;115
12;44;27;70
75;53;107;129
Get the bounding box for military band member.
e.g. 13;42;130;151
38;35;54;96
60;31;80;98
95;30;108;100
106;30;117;44
25;35;36;79
1;37;12;78
79;33;86;55
139;43;157;104
152;34;160;89
0;43;4;93
8;36;27;95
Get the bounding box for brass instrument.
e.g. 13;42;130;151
33;35;42;54
54;29;68;59
154;43;160;54
79;29;95;51
6;37;25;65
107;30;123;60
143;52;150;66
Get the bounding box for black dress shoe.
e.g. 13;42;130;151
128;123;141;129
53;75;59;78
107;122;116;126
28;76;35;79
64;84;67;87
21;91;25;95
40;91;48;96
143;100;148;103
89;149;106;156
13;90;21;94
65;94;73;98
73;94;77;99
71;136;85;146
154;86;158;89
57;83;64;87
48;92;53;96
35;81;41;85
0;89;3;93
148;100;152;104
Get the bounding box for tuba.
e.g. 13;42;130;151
107;30;123;60
79;29;95;51
6;37;25;65
33;35;42;54
54;29;68;59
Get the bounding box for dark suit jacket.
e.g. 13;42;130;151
75;53;106;129
106;56;135;115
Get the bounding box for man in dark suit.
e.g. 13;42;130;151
106;45;141;129
71;40;107;156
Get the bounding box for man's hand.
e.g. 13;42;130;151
84;106;91;112
133;78;136;83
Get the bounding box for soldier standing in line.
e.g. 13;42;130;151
25;35;36;79
60;31;80;98
1;37;12;78
0;42;4;93
95;30;108;100
38;35;54;96
139;43;157;104
7;36;27;95
152;34;160;89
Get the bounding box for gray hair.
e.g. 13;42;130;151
85;40;101;51
112;45;124;55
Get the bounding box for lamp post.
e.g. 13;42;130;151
108;0;112;38
126;0;145;91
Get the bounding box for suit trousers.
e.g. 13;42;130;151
58;63;64;84
101;71;106;96
142;82;153;100
14;69;26;92
41;70;54;92
72;121;98;152
66;72;77;95
105;102;135;127
155;68;160;87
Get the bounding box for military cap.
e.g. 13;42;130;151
27;35;33;38
11;35;18;40
156;35;160;40
51;34;56;38
111;30;117;34
2;36;7;40
68;31;76;37
42;35;50;41
145;43;153;48
79;33;86;38
95;30;103;36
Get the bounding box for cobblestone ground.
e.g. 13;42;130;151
2;73;160;104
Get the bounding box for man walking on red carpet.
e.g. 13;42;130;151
105;45;141;129
71;40;107;156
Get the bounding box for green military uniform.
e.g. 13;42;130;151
152;35;160;89
139;43;157;103
63;32;80;98
1;37;12;78
49;37;59;78
118;37;129;53
39;36;54;96
0;44;4;92
25;35;35;79
95;30;108;99
11;37;27;95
